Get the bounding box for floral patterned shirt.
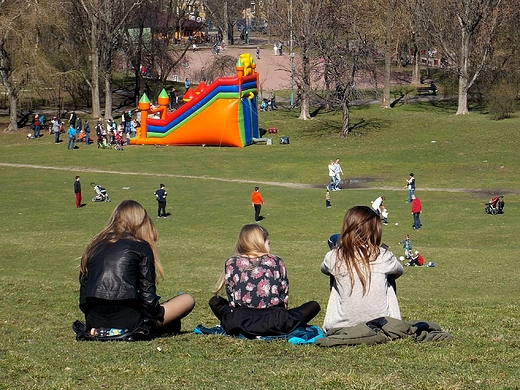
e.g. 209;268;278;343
224;254;289;309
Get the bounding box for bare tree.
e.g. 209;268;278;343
70;0;143;119
417;0;503;115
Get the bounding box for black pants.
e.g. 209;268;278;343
254;204;261;222
209;296;320;338
157;200;166;217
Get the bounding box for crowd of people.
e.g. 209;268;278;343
44;110;140;150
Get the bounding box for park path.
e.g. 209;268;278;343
0;162;513;195
176;43;294;94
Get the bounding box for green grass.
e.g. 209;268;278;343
1;101;519;389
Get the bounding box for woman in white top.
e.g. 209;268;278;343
321;206;404;332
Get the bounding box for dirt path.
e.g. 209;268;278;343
1;163;514;196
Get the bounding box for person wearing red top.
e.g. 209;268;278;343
411;194;422;229
251;186;264;222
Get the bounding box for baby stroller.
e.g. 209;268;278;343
485;196;504;215
113;132;124;150
91;182;111;202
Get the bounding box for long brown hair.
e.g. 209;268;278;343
336;206;382;296
213;224;270;295
79;200;164;281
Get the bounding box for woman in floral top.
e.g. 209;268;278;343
209;224;320;338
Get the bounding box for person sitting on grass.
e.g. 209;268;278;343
405;251;425;266
209;224;320;338
78;200;195;337
321;206;404;332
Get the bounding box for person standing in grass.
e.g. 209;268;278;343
52;116;61;143
405;173;416;203
399;234;413;259
74;176;82;208
251;186;264;222
154;183;168;218
31;114;41;139
411;194;422;229
84;120;90;146
321;206;404;332
79;200;195;336
325;189;331;208
209;224;320;338
67;124;76;150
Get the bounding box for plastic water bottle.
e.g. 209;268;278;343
93;328;126;337
108;328;125;336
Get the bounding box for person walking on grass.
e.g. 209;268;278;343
327;160;336;191
74;176;82;208
333;158;343;190
251;187;264;222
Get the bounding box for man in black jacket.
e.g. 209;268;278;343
154;183;168;218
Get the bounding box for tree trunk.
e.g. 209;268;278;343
0;42;18;131
456;29;470;115
91;17;101;118
6;93;18;132
381;0;394;109
341;100;350;137
223;2;229;45
298;41;311;120
411;33;421;85
104;68;113;119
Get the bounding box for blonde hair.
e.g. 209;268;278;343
79;200;164;281
213;224;270;295
336;206;382;296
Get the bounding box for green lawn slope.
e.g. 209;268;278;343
1;101;519;389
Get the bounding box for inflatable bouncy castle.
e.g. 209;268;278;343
131;53;260;147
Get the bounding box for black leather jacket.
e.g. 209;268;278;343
79;238;163;321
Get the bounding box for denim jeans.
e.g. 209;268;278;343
413;213;421;229
67;137;75;150
407;189;415;203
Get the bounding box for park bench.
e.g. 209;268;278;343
416;84;437;96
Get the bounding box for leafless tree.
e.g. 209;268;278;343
416;0;503;115
70;0;144;119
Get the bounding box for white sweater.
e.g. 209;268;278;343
321;247;404;332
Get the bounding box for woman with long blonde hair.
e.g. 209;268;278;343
321;206;404;332
209;224;320;338
78;200;194;337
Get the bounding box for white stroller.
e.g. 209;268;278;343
91;182;111;202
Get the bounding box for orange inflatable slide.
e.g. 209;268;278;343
130;53;260;148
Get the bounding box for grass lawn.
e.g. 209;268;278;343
1;100;519;389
